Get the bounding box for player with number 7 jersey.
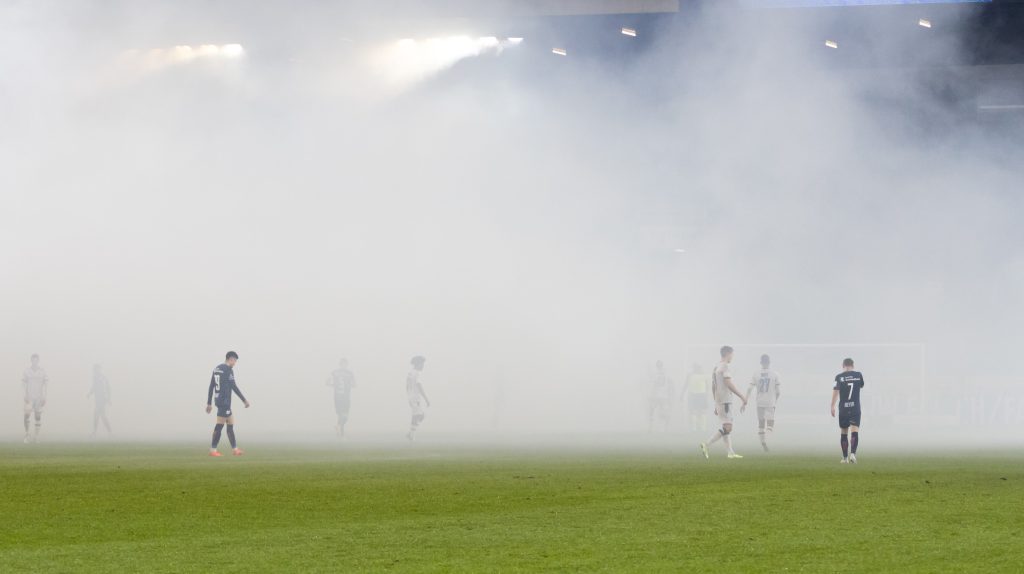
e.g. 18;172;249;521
831;358;864;464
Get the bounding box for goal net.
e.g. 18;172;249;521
682;343;926;427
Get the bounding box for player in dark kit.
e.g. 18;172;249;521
205;351;250;457
831;358;864;464
87;364;113;437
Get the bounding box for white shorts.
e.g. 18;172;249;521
757;406;776;421
409;400;424;417
716;403;734;424
24;399;44;415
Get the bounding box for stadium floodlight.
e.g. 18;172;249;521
918;19;932;29
444;36;476;53
221;44;245;58
673;248;686;254
197;44;221;57
375;35;515;90
124;42;247;70
507;37;524;45
552;47;567;56
171;45;194;62
621;27;637;37
825;40;838;49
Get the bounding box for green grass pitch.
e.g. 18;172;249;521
1;444;1021;572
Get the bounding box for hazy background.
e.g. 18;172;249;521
2;0;1022;447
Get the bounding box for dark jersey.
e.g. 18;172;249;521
208;363;247;409
834;371;864;410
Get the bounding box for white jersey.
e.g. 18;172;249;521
712;361;734;405
22;367;48;402
749;369;781;408
406;370;423;403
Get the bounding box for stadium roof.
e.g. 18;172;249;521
346;0;680;16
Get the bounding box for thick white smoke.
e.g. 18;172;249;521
1;1;1021;446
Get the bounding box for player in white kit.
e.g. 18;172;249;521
22;354;49;444
699;346;747;459
326;358;356;437
742;354;781;452
406;356;431;441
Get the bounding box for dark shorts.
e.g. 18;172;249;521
216;405;234;418
838;409;861;429
334;397;351;416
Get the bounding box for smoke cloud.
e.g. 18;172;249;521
2;1;1021;446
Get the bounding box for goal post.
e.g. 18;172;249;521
682;343;926;424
